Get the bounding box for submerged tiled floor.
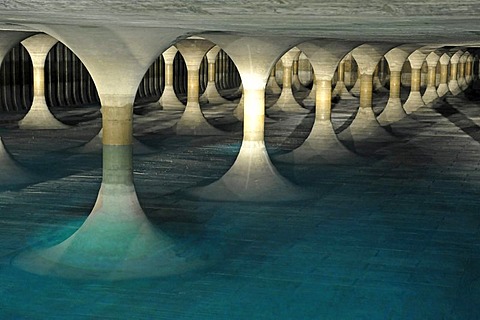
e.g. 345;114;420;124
0;87;480;319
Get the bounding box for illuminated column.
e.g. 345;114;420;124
347;44;395;146
292;49;306;91
377;46;413;125
297;52;313;88
350;74;361;96
372;59;388;92
18;34;69;129
437;53;450;97
199;45;230;104
458;52;468;90
332;58;355;100
465;55;473;84
403;50;427;114
448;50;463;95
275;40;360;164
422;51;440;105
266;67;281;95
269;47;308;114
0;31;38;187
159;46;185;110
189;34;308;202
14;26;198;280
175;38;224;135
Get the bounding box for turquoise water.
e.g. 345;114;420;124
0;91;479;319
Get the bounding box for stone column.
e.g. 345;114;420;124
291;49;306;91
188;34;308;202
302;79;316;107
19;34;69;129
332;58;355;100
465;54;473;84
345;44;395;147
403;50;427;114
448;50;463;95
199;45;230;104
175;38;224;135
377;46;414;125
458;52;468;90
422;51;440;105
269;47;308;114
297;52;313;88
437;53;450;97
159;46;185;110
14;26;199;280
274;40;360;164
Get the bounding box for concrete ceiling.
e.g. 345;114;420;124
0;1;479;46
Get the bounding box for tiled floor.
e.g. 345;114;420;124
0;84;479;319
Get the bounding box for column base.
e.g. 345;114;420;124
268;91;309;114
200;82;230;104
0;137;38;187
437;84;449;97
19;102;69;130
422;87;439;105
274;120;361;164
403;91;426;114
448;80;462;96
377;97;407;125
187;141;309;202
175;102;225;135
159;87;185;110
332;81;356;100
13;183;208;280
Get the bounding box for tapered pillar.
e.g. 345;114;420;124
422;51;440;105
345;44;396;147
14;26;202;279
350;74;361;97
465;55;473;84
18;34;69;129
437;53;450;97
199;45;230;104
159;46;185;110
292;50;306;92
269;47;308;114
275;40;360;164
189;34;308;202
175;38;224;135
448;50;463;96
377;46;415;125
332;58;356;100
266;67;281;95
297;52;313;88
458;52;469;90
403;50;427;114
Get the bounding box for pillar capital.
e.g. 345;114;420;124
21;33;58;67
352;43;396;75
280;47;301;66
425;51;440;67
439;53;451;65
450;50;464;64
175;38;215;68
206;45;222;62
384;46;416;72
161;46;178;64
407;50;428;69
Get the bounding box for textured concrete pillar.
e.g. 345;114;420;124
269;47;308;114
199;45;230;104
297;52;313;87
18;34;69;129
266;66;281;95
437;53;450;97
377;46;414;125
332;58;355;100
0;31;37;186
422;51;440;105
274;40;360;164
448;50;463;95
14;25;200;280
189;34;308;202
346;44;396;146
372;59;388;92
466;55;473;83
458;52;469;90
403;50;427;114
175;38;224;135
159;46;185;110
291;48;306;91
302;79;316;107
